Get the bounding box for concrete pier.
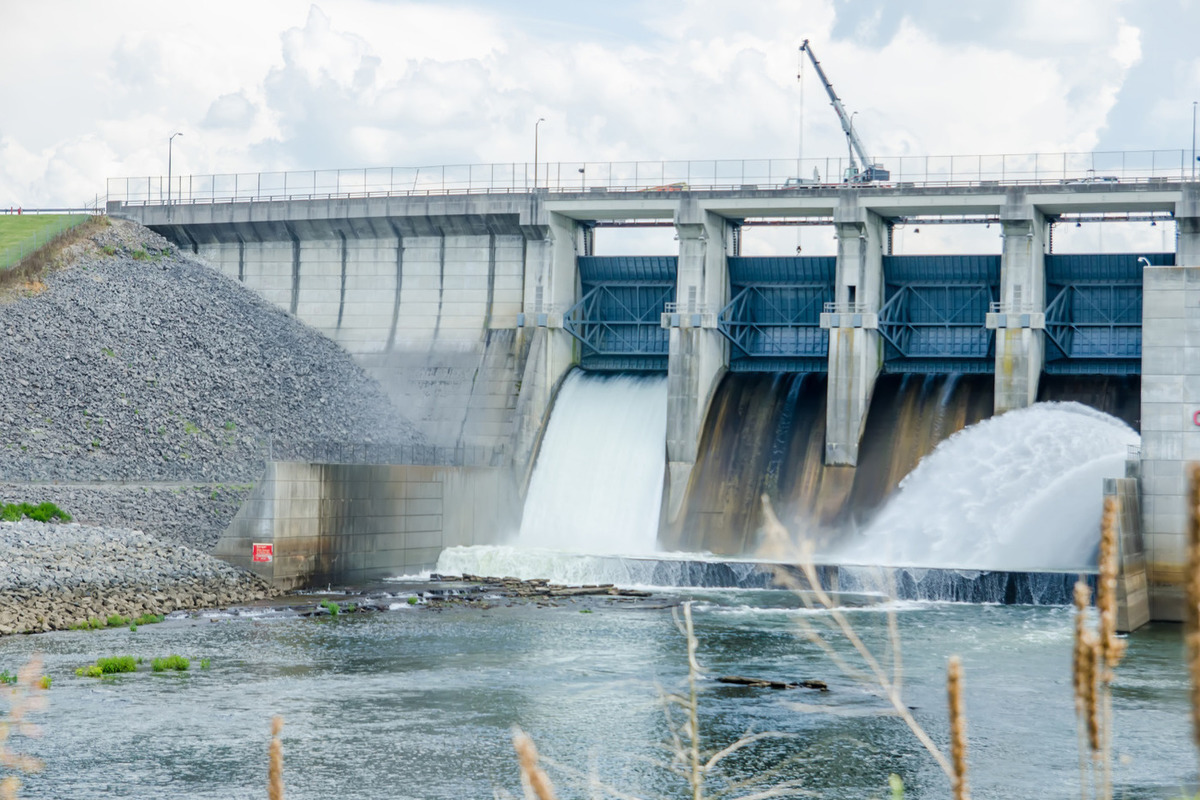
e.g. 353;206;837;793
991;195;1047;414
824;196;885;466
664;200;730;522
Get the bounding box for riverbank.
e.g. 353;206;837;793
0;529;684;636
0;518;277;635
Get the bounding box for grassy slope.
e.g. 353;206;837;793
0;215;89;268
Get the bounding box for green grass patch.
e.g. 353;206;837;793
0;215;89;270
1;501;72;523
151;655;189;672
75;655;138;677
320;599;340;616
69;612;164;632
0;669;17;685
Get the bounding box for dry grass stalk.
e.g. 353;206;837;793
513;728;558;800
268;716;284;800
759;495;955;781
1068;495;1132;800
946;656;969;800
1187;463;1200;771
657;602;804;800
0;656;47;800
1096;497;1127;673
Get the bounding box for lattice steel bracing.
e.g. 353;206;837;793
564;283;674;357
878;255;999;372
564;256;676;370
1042;253;1169;375
1044;284;1141;359
717;256;835;371
719;284;829;356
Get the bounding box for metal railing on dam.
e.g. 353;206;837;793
107;148;1198;205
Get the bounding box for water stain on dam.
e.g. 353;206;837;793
662;372;994;555
663;371;1142;557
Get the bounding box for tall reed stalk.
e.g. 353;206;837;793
513;728;559;800
1069;495;1129;800
946;656;969;800
268;716;284;800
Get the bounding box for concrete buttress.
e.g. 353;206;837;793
825;196;884;466
993;193;1047;414
664;200;730;523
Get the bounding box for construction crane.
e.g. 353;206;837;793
799;39;890;183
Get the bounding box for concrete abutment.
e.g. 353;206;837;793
1138;184;1200;621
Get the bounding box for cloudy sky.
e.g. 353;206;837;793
2;0;1198;253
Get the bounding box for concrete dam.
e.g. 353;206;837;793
108;164;1200;623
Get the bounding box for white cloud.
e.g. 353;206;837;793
0;0;1191;208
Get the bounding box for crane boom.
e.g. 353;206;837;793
799;39;889;183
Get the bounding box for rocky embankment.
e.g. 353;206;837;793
0;519;278;635
0;218;421;634
0;219;420;542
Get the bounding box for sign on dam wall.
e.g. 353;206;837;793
110;178;1200;621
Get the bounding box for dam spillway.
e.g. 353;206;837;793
517;370;667;554
109;171;1200;621
661;372;995;556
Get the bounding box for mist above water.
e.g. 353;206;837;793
822;402;1138;572
516;370;667;554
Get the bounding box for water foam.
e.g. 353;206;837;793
823;402;1137;571
517;370;667;554
435;544;778;589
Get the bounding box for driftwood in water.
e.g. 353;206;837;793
718;675;828;691
547;584;615;597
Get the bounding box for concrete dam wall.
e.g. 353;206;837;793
111;181;1200;620
157;207;533;455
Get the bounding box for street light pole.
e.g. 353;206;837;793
533;118;545;190
167;132;183;205
1192;101;1197;181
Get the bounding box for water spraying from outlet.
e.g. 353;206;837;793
821;402;1138;572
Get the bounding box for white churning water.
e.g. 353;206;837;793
515;370;668;555
823;401;1139;572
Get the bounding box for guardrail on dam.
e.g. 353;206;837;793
109;170;1200;621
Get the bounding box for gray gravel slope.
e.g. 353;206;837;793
0;219;421;484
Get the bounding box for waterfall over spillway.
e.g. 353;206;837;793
516;370;668;554
821;402;1138;572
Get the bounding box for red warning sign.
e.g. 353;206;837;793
252;543;274;563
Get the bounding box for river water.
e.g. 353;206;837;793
0;589;1192;799
3;371;1186;798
